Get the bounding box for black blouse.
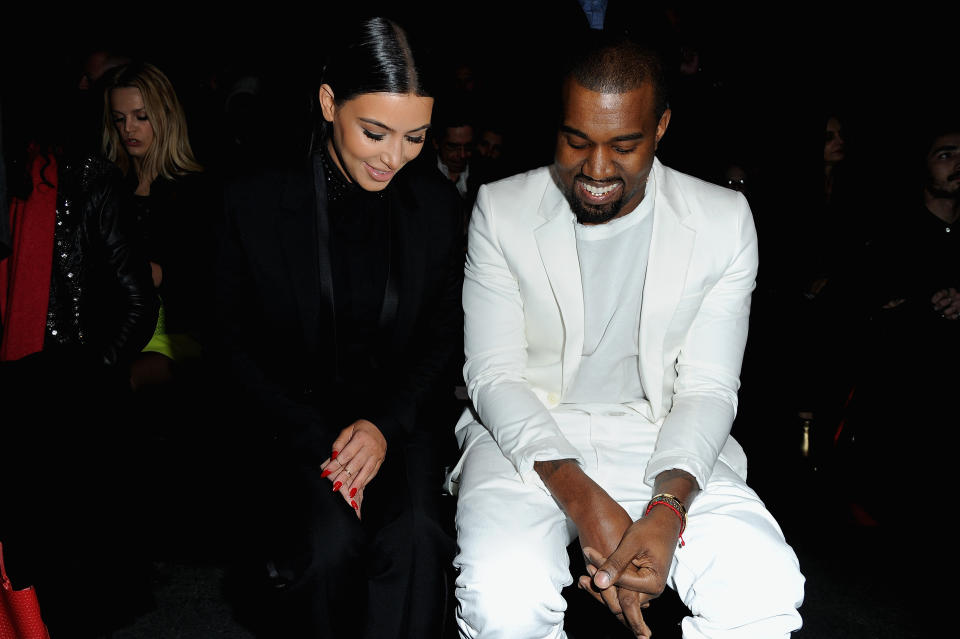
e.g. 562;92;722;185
321;147;392;392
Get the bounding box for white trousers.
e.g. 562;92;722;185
453;410;805;639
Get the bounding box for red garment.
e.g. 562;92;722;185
0;148;57;361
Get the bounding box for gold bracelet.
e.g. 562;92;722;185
645;493;687;546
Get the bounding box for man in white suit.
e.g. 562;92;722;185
450;35;804;639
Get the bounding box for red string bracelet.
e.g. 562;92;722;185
645;494;686;547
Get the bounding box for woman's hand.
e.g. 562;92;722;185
319;419;386;518
149;261;163;288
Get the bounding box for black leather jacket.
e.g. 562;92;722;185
44;153;158;367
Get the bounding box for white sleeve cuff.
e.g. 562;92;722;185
513;436;585;494
644;453;709;491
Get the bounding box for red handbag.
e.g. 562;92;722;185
0;542;51;639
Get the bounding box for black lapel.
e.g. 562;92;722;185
311;151;337;360
388;177;426;351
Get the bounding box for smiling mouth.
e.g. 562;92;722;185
577;180;622;203
363;162;395;182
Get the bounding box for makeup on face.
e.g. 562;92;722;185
110;87;154;161
321;87;434;192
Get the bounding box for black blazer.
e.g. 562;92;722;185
213;151;464;464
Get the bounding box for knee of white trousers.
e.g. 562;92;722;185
454;541;571;639
454;573;568;639
674;511;805;638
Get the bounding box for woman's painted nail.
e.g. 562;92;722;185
332;481;342;492
331;450;339;460
350;487;357;498
321;469;331;478
351;500;358;510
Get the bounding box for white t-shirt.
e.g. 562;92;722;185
564;175;655;405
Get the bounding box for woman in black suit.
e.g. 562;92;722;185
214;16;464;639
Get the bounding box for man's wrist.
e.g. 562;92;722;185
652;469;699;509
645;493;687;546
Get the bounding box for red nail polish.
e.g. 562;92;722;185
351;500;358;510
333;481;342;492
321;469;331;478
331;450;339;460
350;487;357;498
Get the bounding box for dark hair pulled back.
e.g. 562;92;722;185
309;16;433;154
322;16;433;104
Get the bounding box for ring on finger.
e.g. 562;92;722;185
344;467;353;477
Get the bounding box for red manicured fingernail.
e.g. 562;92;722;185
331;450;339;460
321;469;331;478
332;481;342;492
349;487;357;498
351;500;358;510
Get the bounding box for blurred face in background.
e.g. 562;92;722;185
436;125;474;174
110;87;154;164
476;130;504;160
824;116;845;166
925;132;960;199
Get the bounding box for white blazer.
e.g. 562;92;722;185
454;158;758;491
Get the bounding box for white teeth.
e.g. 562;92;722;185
582;183;618;196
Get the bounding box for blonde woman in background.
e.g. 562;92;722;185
101;61;223;560
102;61;215;389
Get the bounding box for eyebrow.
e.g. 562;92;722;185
358;117;431;134
559;124;643;143
931;143;959;155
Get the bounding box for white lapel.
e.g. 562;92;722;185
534;172;584;396
639;159;696;416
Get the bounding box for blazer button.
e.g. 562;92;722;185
547;392;560;404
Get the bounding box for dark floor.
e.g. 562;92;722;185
5;374;929;639
68;453;921;639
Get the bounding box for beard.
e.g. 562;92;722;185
926;174;960;200
568;192;625;225
562;177;627;225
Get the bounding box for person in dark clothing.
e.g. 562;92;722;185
98;61;228;563
1;96;158;637
100;61;215;388
212;16;464;639
842;119;960;525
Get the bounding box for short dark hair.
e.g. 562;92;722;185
321;16;434;105
915;112;960;182
563;32;669;120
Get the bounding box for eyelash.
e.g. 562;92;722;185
362;130;425;144
112;115;149;123
567;138;633;154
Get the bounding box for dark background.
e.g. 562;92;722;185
1;4;956;638
3;3;956;179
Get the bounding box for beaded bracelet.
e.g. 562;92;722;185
645;492;686;547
